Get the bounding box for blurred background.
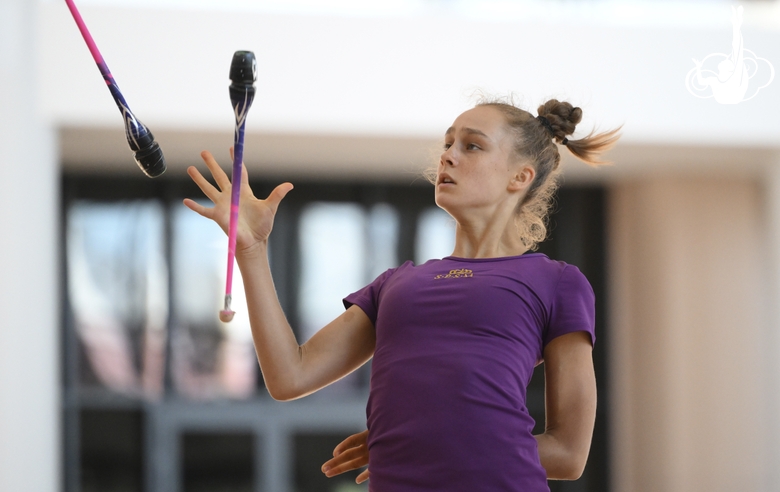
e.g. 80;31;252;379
1;0;780;491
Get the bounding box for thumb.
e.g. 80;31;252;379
356;470;370;484
265;182;294;213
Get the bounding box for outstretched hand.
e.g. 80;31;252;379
321;430;370;484
183;150;293;256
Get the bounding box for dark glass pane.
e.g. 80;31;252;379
297;202;400;395
171;203;257;399
63;174;609;492
80;409;143;492
366;203;400;279
298;202;366;343
67;201;168;396
181;432;254;492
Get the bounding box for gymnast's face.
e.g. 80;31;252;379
436;106;534;220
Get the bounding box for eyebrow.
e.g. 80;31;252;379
444;126;489;138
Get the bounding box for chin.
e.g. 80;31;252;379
434;196;457;217
434;193;449;210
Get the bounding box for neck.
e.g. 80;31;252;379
449;207;527;259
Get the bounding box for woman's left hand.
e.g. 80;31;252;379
321;430;370;484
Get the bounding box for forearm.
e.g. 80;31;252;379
235;242;304;401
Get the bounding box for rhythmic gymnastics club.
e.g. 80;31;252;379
64;0;166;178
219;51;257;323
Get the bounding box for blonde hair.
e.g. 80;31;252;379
430;97;622;251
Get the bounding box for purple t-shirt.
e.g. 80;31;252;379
343;253;595;492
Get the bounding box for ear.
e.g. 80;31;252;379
508;165;535;192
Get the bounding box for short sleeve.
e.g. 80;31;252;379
343;262;410;324
544;265;596;349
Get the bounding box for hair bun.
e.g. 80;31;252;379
537;98;621;165
537;99;582;140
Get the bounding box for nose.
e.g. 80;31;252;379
440;145;456;167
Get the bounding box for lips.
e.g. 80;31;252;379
438;173;455;185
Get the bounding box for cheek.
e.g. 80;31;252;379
473;169;504;191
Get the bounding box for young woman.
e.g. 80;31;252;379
184;98;620;491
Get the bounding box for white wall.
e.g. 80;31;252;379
0;1;60;491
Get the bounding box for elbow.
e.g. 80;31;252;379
264;377;304;402
559;462;586;481
539;435;590;481
265;382;306;402
267;387;295;402
262;349;307;402
553;452;589;481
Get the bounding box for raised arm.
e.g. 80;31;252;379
535;331;597;480
184;150;375;401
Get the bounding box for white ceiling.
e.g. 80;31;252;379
47;1;780;180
